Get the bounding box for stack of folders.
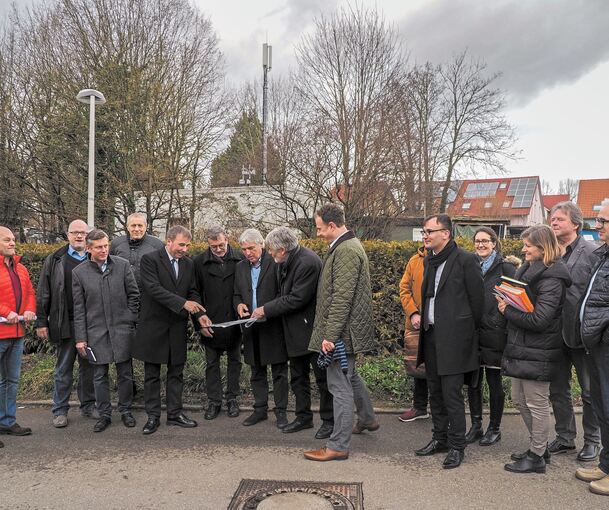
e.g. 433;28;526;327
494;276;534;313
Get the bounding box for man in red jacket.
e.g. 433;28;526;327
0;226;36;443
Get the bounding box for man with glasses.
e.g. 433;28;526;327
576;200;609;496
193;226;244;420
36;219;96;428
414;214;484;469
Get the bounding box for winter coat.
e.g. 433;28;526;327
36;245;85;343
309;232;378;354
133;248;203;365
416;246;485;376
478;254;516;367
0;255;36;340
502;259;572;381
72;256;140;364
264;246;322;357
233;250;287;366
193;245;244;350
399;246;425;332
110;233;164;289
579;244;609;350
560;237;599;348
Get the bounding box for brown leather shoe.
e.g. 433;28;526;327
303;446;349;461
352;420;380;434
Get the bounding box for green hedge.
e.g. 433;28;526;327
17;238;524;353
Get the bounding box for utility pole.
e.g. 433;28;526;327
262;43;272;185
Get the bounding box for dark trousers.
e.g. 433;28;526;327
250;362;288;415
93;360;133;419
587;343;609;474
412;377;429;412
52;338;95;416
144;362;184;418
205;343;241;404
550;344;600;447
289;352;334;423
424;327;467;451
467;367;505;428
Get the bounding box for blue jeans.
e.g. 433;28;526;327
587;342;609;474
52;338;96;416
0;338;24;427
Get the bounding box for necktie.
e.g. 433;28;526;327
171;258;178;278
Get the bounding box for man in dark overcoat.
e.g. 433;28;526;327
133;225;208;435
414;214;484;469
193;226;244;420
251;226;333;439
72;229;140;433
234;228;288;428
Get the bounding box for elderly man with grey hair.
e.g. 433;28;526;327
234;228;288;428
548;201;601;461
251;227;334;439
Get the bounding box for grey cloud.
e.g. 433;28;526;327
398;0;609;105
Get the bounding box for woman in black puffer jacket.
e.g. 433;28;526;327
465;227;517;447
498;225;572;474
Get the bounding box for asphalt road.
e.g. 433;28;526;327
0;406;603;509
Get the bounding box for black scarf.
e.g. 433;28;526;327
423;239;457;299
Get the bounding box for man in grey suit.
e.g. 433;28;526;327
549;201;601;461
73;229;140;433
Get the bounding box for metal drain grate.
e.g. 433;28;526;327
228;479;364;509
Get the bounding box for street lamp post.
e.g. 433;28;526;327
262;43;272;185
76;89;106;228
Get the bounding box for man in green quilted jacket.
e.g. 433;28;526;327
303;204;379;461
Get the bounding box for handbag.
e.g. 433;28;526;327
403;329;426;378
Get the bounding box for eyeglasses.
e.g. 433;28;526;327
595;217;609;226
420;228;447;237
68;231;87;237
474;239;493;245
209;244;227;251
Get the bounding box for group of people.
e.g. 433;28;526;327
1;199;609;495
397;200;609;496
0;204;379;462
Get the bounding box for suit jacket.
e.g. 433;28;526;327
417;246;485;376
133;248;202;365
233;250;287;366
561;236;599;348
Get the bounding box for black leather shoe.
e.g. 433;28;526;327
511;448;551;463
465;422;483;444
479;427;501;446
0;439;3;448
93;417;111;433
548;439;575;454
315;422;334;440
442;449;464;469
204;402;221;421
242;412;268;426
121;412;136;428
577;443;601;462
505;451;546;473
282;418;314;434
167;413;197;428
415;439;450;456
276;412;288;429
227;399;240;418
143;417;160;435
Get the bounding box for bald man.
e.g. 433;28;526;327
36;219;96;428
0;226;36;439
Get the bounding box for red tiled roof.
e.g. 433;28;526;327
447;176;540;218
543;194;570;210
577;179;609;217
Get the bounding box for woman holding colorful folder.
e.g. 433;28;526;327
465;227;517;447
497;225;572;474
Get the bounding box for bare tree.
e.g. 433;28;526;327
558;178;579;201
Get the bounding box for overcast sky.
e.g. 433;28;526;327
4;0;608;190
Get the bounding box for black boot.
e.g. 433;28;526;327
479;425;501;446
504;451;546;474
511;448;551;464
465;417;483;444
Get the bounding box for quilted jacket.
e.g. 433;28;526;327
0;255;37;340
579;244;609;350
309;234;377;354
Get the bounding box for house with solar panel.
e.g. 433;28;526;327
447;176;546;238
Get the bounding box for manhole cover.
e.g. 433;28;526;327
228;479;364;509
